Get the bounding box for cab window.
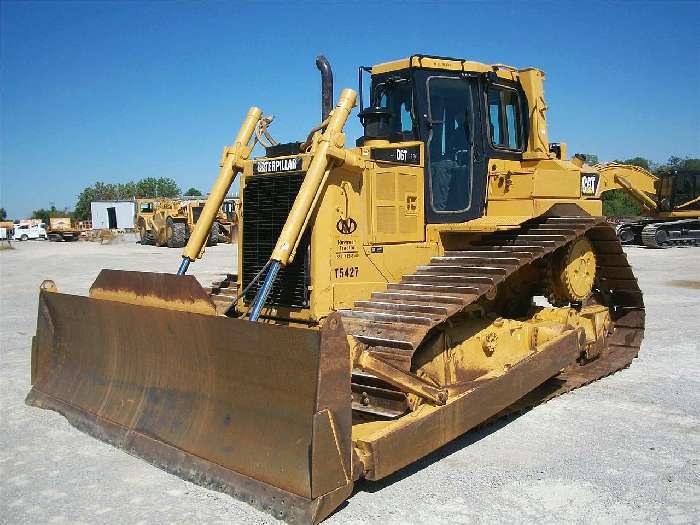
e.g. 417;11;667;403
673;173;700;210
487;87;523;150
427;76;472;212
375;79;414;135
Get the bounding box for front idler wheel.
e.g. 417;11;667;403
547;236;597;306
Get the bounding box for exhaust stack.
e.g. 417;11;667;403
315;55;333;121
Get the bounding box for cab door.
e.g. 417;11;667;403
415;72;486;224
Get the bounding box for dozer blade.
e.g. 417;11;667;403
26;271;353;524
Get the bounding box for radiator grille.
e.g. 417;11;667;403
242;172;310;308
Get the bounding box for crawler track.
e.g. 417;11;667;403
208;216;645;420
339;216;645;417
641;219;700;248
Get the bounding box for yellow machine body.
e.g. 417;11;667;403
27;55;647;524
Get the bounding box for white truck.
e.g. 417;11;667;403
13;223;47;241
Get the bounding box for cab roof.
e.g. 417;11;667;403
371;55;542;82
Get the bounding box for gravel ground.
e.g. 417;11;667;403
1;238;698;524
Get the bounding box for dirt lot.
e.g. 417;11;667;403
1;238;699;524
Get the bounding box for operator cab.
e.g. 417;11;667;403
657;171;700;212
359;55;530;223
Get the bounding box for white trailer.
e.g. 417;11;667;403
90;201;136;230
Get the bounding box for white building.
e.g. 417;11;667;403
90;200;136;230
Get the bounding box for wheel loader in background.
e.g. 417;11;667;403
594;165;699;247
136;196;236;247
27;55;647;524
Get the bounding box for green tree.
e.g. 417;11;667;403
156;177;180;197
73;177;181;220
135;177;158;198
31;205;73;225
74;185;101;220
185;187;202;196
612;157;653;171
0;208;7;221
656;156;700;176
117;181;137;198
679;158;700;172
135;177;180;198
602;157;654;217
602;191;643;217
580;153;599;165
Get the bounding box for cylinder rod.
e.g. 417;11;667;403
176;257;190;275
248;260;281;322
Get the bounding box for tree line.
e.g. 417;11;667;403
72;177;182;220
22;178;203;222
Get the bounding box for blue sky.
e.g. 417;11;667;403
1;0;699;218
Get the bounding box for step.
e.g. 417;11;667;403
371;291;468;305
430;256;522;266
340;309;436;326
350;334;415;350
447;246;545;254
354;300;450;316
388;282;484;295
416;265;508;275
403;274;496;285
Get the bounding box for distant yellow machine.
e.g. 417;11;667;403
592;164;699;247
28;55;646;523
46;217;81;242
135;197;235;247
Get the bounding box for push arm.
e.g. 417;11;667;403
178;107;262;274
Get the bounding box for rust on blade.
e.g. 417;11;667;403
26;290;352;524
89;269;217;315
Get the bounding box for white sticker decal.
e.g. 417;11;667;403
581;174;599;196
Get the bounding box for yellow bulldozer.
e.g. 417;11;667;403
136;196;236;247
27;55;647;523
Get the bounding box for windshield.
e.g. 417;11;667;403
427;76;472;213
373;78;414;136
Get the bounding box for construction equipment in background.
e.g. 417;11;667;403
0;222;12;248
135;197;232;248
0;221;13;236
47;217;81;242
27;55;646;524
220;197;240;243
592;164;699;247
135;198;156;244
75;220;92;237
